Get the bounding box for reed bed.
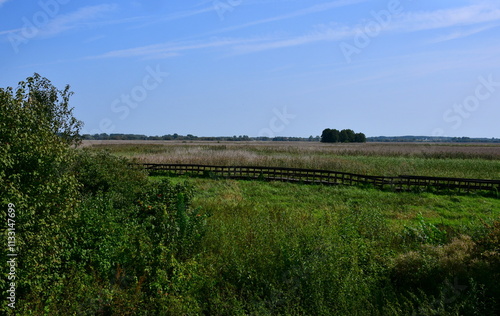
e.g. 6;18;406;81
80;140;500;179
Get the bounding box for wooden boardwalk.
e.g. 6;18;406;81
141;163;500;194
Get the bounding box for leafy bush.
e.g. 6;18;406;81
73;149;150;207
13;156;208;314
391;221;500;314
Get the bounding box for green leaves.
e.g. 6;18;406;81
0;74;83;313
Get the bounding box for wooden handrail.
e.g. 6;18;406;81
138;163;500;194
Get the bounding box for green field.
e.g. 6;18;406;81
72;140;499;315
5;138;500;314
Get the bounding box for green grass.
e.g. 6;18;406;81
152;176;500;314
166;176;499;237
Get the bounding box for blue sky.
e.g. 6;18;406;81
1;0;500;138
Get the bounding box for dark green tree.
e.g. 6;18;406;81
321;128;341;143
339;129;354;143
354;132;366;143
331;129;340;142
321;128;333;143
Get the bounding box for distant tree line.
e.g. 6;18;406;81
368;136;500;143
80;133;499;143
321;129;366;143
81;133;322;142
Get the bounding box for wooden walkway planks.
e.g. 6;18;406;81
141;163;500;194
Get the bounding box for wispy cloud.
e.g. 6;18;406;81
0;28;20;36
391;4;500;32
0;4;117;41
429;24;500;43
90;0;367;59
231;3;500;54
129;6;213;30
130;0;240;30
86;2;500;60
88;37;267;60
83;34;107;44
0;0;10;7
215;0;368;34
39;4;117;37
232;24;354;54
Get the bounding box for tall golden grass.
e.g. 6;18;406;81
80;140;500;178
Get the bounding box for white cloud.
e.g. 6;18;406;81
429;24;500;43
231;24;354;54
230;3;500;54
0;0;10;7
88;37;267;60
391;4;500;32
215;0;368;34
87;2;500;59
39;4;117;37
89;0;367;59
129;6;213;30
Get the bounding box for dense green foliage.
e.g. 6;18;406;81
321;128;366;143
1;75;208;314
1;74;83;311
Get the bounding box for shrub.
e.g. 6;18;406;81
391;221;500;314
73;149;150;207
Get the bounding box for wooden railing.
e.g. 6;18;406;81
141;163;500;194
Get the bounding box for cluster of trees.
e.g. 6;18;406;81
321;128;366;143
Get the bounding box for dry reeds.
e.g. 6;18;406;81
80;140;500;178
